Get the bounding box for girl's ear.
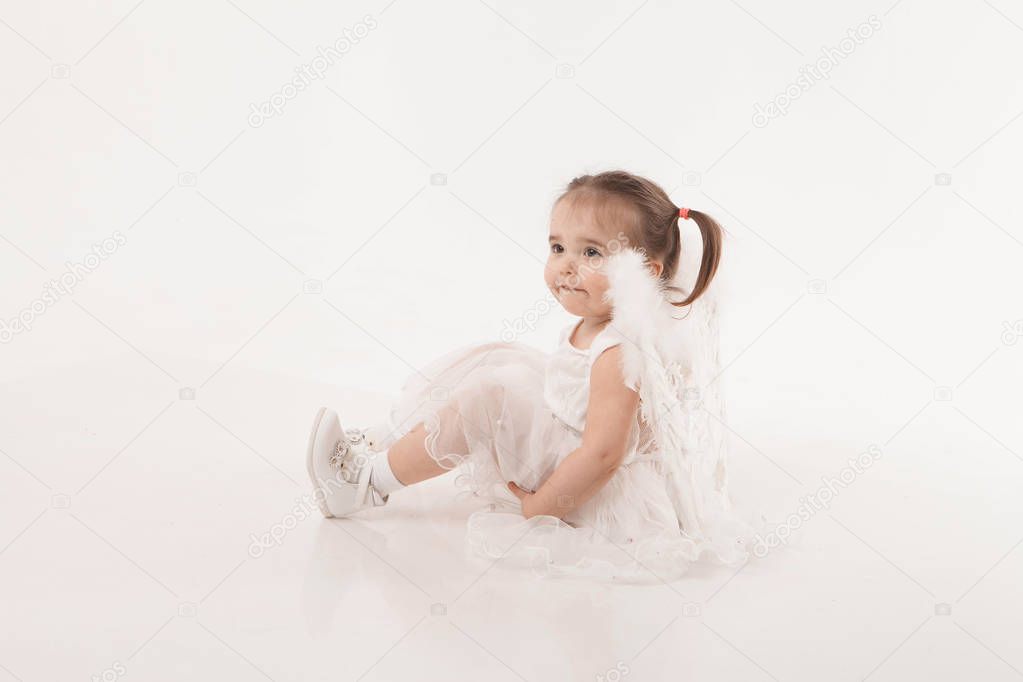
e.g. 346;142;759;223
647;260;663;278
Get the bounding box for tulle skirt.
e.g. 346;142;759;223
378;340;752;583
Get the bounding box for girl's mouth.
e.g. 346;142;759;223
558;286;586;295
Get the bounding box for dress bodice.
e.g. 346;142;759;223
543;320;658;464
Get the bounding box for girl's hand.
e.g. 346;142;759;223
506;481;535;517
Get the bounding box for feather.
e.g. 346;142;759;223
601;242;752;564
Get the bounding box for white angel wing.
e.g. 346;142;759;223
603;244;751;564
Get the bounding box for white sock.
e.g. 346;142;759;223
369;451;406;498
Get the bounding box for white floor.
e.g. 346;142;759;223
1;355;1021;681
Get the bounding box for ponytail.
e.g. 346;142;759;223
670;209;723;308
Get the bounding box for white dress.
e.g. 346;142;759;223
378;317;748;582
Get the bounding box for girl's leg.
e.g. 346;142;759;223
386;401;471;485
386;421;446;485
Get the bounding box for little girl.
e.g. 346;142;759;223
305;170;762;582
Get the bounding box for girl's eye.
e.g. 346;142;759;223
584;247;601;258
550;244;563;254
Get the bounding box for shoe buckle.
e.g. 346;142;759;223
329;440;350;472
331;433;370;483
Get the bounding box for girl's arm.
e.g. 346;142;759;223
510;345;640;520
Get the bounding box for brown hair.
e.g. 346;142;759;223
554;170;725;307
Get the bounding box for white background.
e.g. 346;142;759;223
1;1;1021;680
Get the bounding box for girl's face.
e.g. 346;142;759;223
544;197;619;319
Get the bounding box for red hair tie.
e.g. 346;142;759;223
678;207;690;220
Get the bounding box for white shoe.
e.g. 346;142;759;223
305;407;389;518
